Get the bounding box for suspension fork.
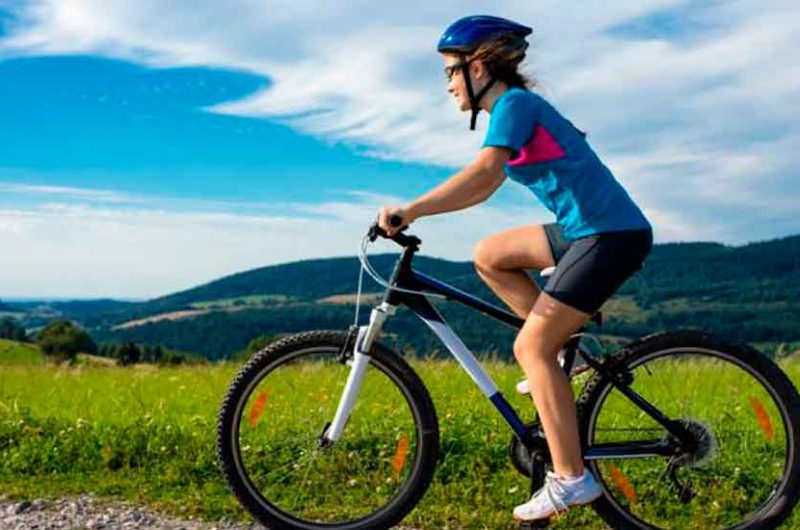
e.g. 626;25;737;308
323;302;396;443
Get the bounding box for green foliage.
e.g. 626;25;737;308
161;348;191;365
96;303;354;361
99;341;190;366
34;319;97;364
143;344;165;363
231;333;279;362
0;317;27;342
116;342;141;366
24;234;800;361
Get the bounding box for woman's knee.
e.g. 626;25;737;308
473;225;554;274
473;236;502;272
513;333;553;363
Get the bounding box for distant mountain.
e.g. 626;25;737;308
107;254;470;320
11;299;137;329
79;233;800;361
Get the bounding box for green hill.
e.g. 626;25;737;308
83;233;800;361
0;338;44;365
101;254;466;322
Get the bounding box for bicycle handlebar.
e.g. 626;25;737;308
367;214;421;248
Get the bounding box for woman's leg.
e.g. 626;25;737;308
473;223;589;473
473;224;555;319
514;291;591;476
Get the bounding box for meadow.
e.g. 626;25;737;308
1;337;799;529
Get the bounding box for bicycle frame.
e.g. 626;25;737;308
327;237;691;459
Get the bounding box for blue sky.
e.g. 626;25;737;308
0;55;448;205
0;1;798;298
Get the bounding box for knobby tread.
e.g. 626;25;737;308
215;330;440;530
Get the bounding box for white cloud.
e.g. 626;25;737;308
0;181;130;202
0;176;787;298
0;0;799;297
2;1;795;195
0;187;550;298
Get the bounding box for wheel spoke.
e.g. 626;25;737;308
582;335;799;529
216;334;438;528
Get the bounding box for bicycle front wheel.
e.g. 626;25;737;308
216;330;439;530
577;330;800;530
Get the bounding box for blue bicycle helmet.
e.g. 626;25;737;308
438;15;532;54
438;15;532;130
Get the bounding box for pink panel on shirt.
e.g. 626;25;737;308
507;125;566;167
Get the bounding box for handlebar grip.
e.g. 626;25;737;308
389;215;403;228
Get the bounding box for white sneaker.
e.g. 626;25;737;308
516;378;531;395
513;470;603;522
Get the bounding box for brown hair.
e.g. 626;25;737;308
467;32;534;89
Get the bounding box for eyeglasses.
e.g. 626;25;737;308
444;61;469;81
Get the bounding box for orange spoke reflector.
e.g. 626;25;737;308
392;434;410;477
750;395;775;442
609;464;637;504
248;391;269;428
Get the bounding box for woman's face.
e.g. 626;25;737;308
442;54;472;112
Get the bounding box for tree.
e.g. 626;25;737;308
116;342;141;366
98;343;114;358
0;317;27;342
233;333;277;362
161;348;187;365
247;334;276;353
152;344;165;363
35;319;97;364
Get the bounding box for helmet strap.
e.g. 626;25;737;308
460;60;497;131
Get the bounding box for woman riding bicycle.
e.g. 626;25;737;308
377;14;653;522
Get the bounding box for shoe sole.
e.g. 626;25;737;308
511;491;602;523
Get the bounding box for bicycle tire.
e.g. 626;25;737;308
216;330;440;530
576;330;800;530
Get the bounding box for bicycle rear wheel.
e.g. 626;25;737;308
216;330;439;530
577;330;800;530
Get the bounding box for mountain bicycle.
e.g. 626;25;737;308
216;217;800;530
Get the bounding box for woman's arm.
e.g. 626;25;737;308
408;146;510;215
378;146;511;235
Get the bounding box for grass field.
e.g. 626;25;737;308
1;338;799;529
0;338;43;365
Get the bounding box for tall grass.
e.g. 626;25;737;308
1;347;799;529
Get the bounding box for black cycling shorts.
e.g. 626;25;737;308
542;223;653;315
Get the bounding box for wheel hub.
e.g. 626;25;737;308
667;418;718;469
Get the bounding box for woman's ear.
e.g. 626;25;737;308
470;59;488;82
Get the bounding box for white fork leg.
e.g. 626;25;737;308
327;351;371;441
325;303;395;442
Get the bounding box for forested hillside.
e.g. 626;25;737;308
84;234;800;360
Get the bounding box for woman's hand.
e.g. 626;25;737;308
377;205;416;236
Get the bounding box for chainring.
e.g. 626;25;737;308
508;422;550;477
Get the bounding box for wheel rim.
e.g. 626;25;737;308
587;347;794;530
229;346;424;527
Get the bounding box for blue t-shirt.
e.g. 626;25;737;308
483;87;651;241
